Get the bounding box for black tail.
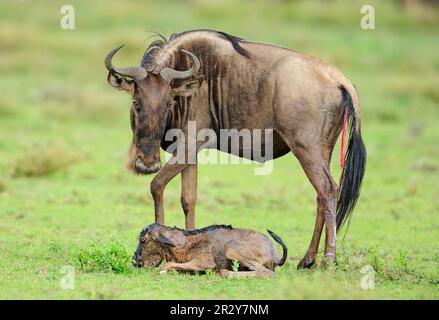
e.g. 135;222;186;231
336;86;367;232
267;229;288;266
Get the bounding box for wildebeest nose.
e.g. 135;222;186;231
132;254;143;267
135;157;148;171
135;157;161;174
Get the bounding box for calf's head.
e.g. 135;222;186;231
132;223;177;268
105;45;201;175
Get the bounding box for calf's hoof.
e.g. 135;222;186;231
220;269;232;278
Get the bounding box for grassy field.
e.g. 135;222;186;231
0;0;438;299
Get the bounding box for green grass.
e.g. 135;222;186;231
0;0;438;299
77;241;132;274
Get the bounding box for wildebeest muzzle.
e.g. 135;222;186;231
134;157;161;174
132;243;144;267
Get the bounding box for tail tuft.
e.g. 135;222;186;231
336;86;367;232
267;229;288;266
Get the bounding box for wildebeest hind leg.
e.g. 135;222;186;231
275;128;338;269
294;147;337;268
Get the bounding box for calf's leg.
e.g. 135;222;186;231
220;268;275;278
160;258;215;273
223;243;276;278
220;259;275;278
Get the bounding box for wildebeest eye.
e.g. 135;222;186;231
132;100;141;112
130;108;135;130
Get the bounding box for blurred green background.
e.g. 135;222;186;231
0;0;438;299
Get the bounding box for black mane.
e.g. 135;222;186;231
140;223;233;237
165;224;233;236
140;29;250;68
181;224;233;236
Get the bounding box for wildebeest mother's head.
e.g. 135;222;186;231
104;43;201;174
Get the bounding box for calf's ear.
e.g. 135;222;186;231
107;71;134;93
157;234;176;248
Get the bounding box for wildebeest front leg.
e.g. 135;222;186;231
150;159;188;225
181;164;197;229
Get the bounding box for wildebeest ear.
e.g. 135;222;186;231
107;71;133;93
170;78;202;97
157;234;176;247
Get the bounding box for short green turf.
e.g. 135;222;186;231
0;0;438;299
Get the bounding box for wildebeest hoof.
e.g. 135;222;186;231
321;255;337;269
297;258;315;269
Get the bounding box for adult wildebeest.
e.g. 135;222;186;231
104;29;366;268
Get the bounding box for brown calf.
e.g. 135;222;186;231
132;223;287;277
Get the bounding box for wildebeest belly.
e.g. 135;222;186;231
215;129;290;161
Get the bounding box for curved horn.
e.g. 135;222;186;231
160;50;200;83
104;44;148;80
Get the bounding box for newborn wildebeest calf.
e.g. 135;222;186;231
132;223;287;277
